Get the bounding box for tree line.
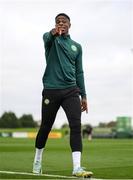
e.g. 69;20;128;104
0;111;117;129
0;112;38;128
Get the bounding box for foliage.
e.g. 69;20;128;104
0;112;21;128
0;112;38;128
98;121;116;128
19;114;37;128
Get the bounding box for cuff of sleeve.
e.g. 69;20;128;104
81;94;87;99
50;30;55;37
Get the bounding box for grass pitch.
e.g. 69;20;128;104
0;137;133;179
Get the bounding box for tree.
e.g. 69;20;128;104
107;121;116;128
0;112;21;128
19;114;37;128
61;123;69;129
98;122;107;128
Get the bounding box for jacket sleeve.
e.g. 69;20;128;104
43;32;55;56
75;45;87;99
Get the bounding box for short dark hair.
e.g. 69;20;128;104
55;13;70;21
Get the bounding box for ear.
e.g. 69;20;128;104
69;23;71;28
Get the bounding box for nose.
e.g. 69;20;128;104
59;21;63;26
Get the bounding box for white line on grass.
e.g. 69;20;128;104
0;170;102;179
0;170;75;179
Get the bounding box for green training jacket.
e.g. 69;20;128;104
42;31;86;98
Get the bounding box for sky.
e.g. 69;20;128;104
0;0;133;128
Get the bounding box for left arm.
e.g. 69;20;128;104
75;45;88;113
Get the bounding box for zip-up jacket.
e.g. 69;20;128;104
42;31;86;98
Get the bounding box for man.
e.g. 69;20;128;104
83;124;93;141
33;13;93;178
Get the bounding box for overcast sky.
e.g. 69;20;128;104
0;0;133;128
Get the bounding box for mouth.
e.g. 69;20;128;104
58;26;66;31
57;26;68;34
61;29;65;33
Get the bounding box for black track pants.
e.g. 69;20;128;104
35;86;82;152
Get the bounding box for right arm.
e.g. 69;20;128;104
43;28;61;54
43;31;54;49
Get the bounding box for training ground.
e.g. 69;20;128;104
0;138;133;179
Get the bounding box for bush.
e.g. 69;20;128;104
0;112;21;128
19;114;37;128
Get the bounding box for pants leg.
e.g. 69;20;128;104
35;89;61;149
61;89;82;152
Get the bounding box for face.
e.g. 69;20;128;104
55;15;71;35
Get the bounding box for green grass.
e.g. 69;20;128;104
0;138;133;179
0;128;39;132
